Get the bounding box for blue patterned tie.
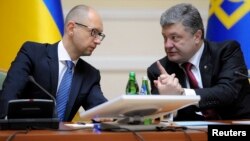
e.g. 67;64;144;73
56;61;74;121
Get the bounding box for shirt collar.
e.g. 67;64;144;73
58;41;78;65
188;42;204;68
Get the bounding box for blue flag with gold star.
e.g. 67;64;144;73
206;0;250;71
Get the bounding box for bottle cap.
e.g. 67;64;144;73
142;76;148;80
129;72;136;76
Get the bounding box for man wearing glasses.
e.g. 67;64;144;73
0;5;107;121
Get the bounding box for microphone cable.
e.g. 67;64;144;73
5;128;30;141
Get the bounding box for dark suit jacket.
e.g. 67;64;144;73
0;41;107;121
147;40;250;120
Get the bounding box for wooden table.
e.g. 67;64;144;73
0;123;207;141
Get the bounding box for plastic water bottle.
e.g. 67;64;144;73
139;76;150;95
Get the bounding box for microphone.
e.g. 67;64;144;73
3;76;59;130
28;76;58;118
234;71;250;78
28;76;57;106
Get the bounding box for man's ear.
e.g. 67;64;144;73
65;21;75;36
194;29;202;43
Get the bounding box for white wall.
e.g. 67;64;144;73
61;0;210;100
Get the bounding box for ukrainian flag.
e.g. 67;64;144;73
0;0;64;71
206;0;250;72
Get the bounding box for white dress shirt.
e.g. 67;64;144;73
57;41;77;93
182;42;204;96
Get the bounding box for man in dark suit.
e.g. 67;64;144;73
0;5;107;121
147;3;250;120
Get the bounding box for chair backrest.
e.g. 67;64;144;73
0;70;7;90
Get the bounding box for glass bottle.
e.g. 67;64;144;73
139;76;150;95
125;72;139;95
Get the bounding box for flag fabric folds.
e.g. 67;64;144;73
0;0;64;71
206;0;250;71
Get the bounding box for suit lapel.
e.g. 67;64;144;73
46;42;59;96
199;41;213;88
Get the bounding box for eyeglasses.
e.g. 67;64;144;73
75;22;105;41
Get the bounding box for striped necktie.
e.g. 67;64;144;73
56;61;74;121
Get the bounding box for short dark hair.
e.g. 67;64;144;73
160;3;204;39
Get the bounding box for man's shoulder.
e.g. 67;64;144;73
22;41;44;46
21;41;58;49
205;40;240;50
204;40;242;60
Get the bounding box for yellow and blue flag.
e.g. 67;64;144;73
206;0;250;71
0;0;64;71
